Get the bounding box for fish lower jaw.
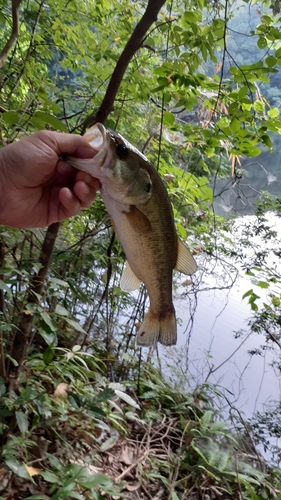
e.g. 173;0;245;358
136;308;177;347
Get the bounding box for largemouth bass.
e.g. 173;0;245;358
67;124;197;347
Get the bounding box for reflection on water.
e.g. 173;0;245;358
177;281;280;417
213;143;281;216
157;214;281;422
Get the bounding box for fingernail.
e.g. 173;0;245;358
65;189;72;200
83;184;90;196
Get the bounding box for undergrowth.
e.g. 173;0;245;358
0;348;280;500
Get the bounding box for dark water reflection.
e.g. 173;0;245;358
156;214;281;427
213;141;281;216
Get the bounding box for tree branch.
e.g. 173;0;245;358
0;0;23;69
82;0;166;130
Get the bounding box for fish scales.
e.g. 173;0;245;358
66;123;197;347
104;175;177;317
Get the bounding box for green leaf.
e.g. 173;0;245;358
47;454;62;471
86;405;106;418
5;459;32;480
163;111;175;126
242;289;253;300
64;318;86;333
238;86;248;98
39;330;57;346
62;493;84;500
34;112;68;132
43;346;54;365
95;388;115;404
15;411;29;433
183;11;198;25
55;305;69;316
265;55;277;67
15;386;35;405
68;392;83;408
29;116;46;130
271;296;280;307
256;281;269;288
81;473;114;489
268;107;279;118
230;117;240;132
0;280;10;293
40;470;59;483
40;312;57;332
2;111;20;125
216;117;229;129
115;390;140;409
257;37;267;49
254;100;264;113
49;278;69;288
241;146;261;157
260;134;273;149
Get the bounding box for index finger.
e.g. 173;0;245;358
44;131;96;159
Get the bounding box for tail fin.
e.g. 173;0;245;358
136;309;177;347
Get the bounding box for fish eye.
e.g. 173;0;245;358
145;183;151;193
116;143;128;158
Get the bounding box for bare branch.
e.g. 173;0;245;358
82;0;167;130
0;0;23;69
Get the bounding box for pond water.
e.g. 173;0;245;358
156;213;281;424
176;274;280;417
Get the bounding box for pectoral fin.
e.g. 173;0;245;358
120;261;142;291
175;238;197;276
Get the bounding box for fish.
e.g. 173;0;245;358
66;123;197;347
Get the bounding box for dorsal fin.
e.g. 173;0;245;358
120;261;142;291
175;238;197;276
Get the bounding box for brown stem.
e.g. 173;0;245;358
0;0;22;69
9;223;60;377
82;0;166;130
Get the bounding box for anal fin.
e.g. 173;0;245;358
175;238;197;276
120;261;142;292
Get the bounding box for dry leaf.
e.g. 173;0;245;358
181;279;192;287
24;464;42;476
53;383;69;399
125;480;141;491
120;446;135;465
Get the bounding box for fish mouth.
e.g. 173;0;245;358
84;123;110;167
65;123;111;177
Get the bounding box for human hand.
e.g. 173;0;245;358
0;130;100;228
